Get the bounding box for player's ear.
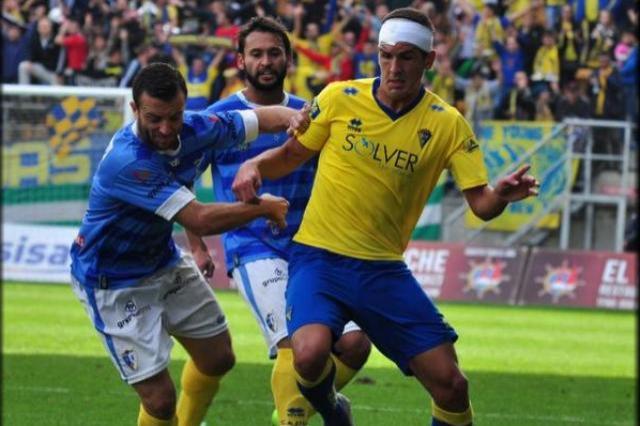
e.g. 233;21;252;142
130;100;138;116
237;52;245;71
424;50;436;70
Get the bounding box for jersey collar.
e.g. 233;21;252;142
236;90;290;108
372;77;426;121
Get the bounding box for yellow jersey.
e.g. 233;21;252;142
294;78;488;260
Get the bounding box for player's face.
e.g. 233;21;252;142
378;43;433;104
239;31;289;92
131;91;185;151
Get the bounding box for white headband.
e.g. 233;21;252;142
378;18;434;53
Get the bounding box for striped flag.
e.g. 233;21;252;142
411;172;447;240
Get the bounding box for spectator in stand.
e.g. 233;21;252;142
352;37;380;79
430;55;456;105
618;29;638;122
2;18;28;83
535;89;556;120
554;80;591;120
173;46;226;110
119;42;159;87
545;0;564;29
18;16;62;85
497;70;536;120
218;67;244;100
517;10;545;75
583;10;618;69
531;29;560;95
493;34;525;110
54;16;89;85
557;4;583;86
456;62;501;134
214;7;240;42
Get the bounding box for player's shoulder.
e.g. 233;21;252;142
206;92;245;113
317;78;374;102
99;125;151;177
422;90;465;122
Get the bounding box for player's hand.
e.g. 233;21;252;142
259;193;289;230
287;103;311;137
494;164;540;202
192;243;215;279
232;160;262;202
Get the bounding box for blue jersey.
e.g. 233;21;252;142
206;91;315;272
70;110;256;289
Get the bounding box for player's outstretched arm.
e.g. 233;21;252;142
254;104;310;135
232;137;317;202
463;164;540;221
175;194;289;237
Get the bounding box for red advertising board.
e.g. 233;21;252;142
404;241;527;303
519;248;637;310
173;233;234;290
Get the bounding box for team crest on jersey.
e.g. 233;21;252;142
536;260;584;303
463;138;479;153
124;300;137;313
265;312;277;332
459;258;509;298
122;349;137;370
418;129;432;148
343;87;358;95
347;118;363;133
310;98;321;119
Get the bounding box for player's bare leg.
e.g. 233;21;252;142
291;324;353;425
409;342;472;426
133;369;177;425
273;330;370;425
174;331;235;426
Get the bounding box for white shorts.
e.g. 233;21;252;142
71;254;228;384
232;257;360;358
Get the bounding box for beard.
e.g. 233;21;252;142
244;66;287;91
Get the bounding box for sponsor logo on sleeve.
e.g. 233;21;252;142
310;98;321;119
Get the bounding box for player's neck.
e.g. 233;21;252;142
242;87;285;106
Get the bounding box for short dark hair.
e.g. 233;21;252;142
237;16;291;56
132;62;187;105
381;7;435;33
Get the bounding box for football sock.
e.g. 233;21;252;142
431;400;473;426
332;353;358;391
272;348;313;425
138;404;177;426
176;358;222;426
295;357;337;423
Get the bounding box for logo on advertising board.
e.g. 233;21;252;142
536;260;584;303
460;258;509;298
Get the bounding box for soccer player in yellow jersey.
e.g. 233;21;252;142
233;7;539;426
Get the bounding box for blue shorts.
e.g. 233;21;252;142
286;243;458;375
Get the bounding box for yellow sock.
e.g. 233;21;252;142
272;348;314;425
331;354;357;391
138;404;177;426
293;356;334;388
431;400;473;426
176;359;222;426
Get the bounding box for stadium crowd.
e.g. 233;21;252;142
3;0;638;124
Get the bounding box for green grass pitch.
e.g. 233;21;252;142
2;282;636;425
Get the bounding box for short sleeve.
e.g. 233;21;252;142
101;158;194;221
192;110;258;150
296;85;335;151
447;115;489;190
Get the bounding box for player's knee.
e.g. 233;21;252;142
141;388;177;419
293;345;330;380
436;371;468;405
207;346;236;376
335;332;371;370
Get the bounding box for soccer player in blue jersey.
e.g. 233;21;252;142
232;8;540;426
205;17;371;426
69;62;309;426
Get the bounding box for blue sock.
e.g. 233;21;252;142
296;360;337;422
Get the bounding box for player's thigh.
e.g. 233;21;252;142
164;255;228;340
286;244;352;339
232;257;289;357
70;274;173;385
352;262;458;375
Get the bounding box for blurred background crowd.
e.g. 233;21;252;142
3;0;638;125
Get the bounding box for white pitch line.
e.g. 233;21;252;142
7;386;634;426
